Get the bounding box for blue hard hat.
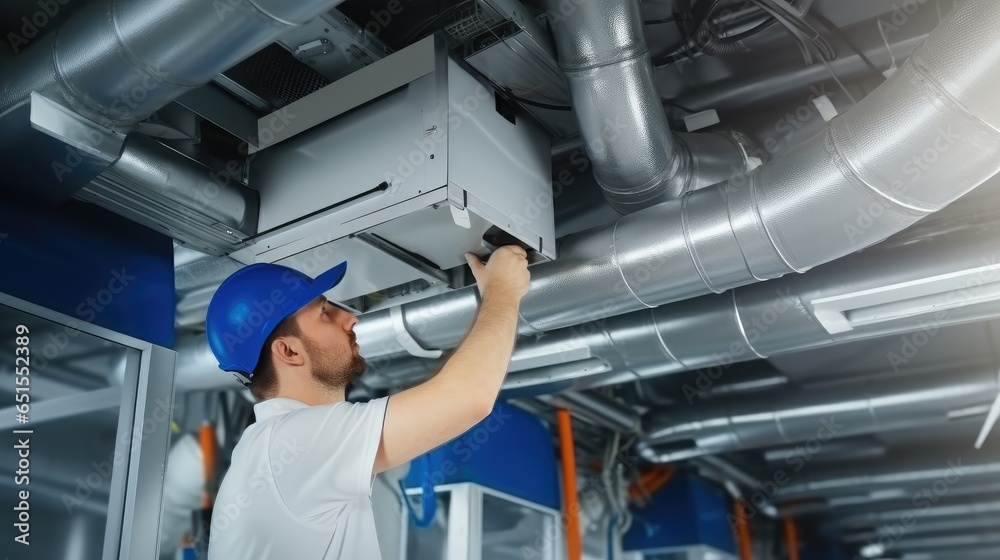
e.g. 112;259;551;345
206;261;348;376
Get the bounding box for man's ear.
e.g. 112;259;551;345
272;336;306;368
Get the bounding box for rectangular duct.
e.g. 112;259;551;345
232;35;554;310
811;263;1000;334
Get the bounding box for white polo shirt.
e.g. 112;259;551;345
207;396;389;559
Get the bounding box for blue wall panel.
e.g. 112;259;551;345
0;191;174;348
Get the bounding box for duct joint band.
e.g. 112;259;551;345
650;309;687;369
910;56;1000;139
110;3;205;89
559;48;650;74
681;194;725;294
732;290;768;359
612;219;658;308
390;306;442;359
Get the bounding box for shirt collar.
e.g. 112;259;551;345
253;397;310;422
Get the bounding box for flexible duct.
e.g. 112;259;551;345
638;368;1000;462
543;0;756;212
355;0;1000;368
0;0;346;128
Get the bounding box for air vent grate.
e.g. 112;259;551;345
221;43;330;109
443;1;502;40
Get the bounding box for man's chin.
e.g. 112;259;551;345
349;356;367;382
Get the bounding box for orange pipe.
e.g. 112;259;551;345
200;423;217;509
556;409;583;560
784;517;800;560
628;466;676;502
733;500;753;560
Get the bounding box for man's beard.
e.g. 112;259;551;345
302;336;367;391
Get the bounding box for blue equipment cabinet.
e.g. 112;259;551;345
624;473;738;556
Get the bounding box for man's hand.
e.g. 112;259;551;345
465;245;531;302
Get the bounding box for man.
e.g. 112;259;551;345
204;246;530;559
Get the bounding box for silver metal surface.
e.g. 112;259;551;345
357;227;1000;395
640;368;999;460
30;92;126;163
546;391;641;434
501;359;612;395
118;344;176;560
352;1;1000;371
251;37;437;153
0;0;349;128
775;453;1000;503
462;0;575;139
543;0;753;212
77;134;259;256
235;37;553;306
174;85;263;147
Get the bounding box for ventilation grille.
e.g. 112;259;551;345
443;1;502;40
221;43;330;109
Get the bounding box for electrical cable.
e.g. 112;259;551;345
749;0;812;61
877;18;899;76
510;94;573;111
751;0;836;61
652;0;785;67
806;12;883;80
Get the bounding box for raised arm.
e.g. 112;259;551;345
374;245;530;473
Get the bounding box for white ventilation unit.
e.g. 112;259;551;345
230;36;554;310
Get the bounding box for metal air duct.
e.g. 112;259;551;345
0;0;348;195
360;227;1000;395
542;0;756;212
638;368;1000;462
76;135;259;255
0;0;348;128
354;0;1000;367
174;226;1000;392
775;453;1000;503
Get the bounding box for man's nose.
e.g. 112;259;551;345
342;310;358;330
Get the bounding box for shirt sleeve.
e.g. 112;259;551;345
268;397;388;519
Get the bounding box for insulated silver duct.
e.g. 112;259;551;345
76;135;259;256
638;368;1000;462
841;515;1000;544
359;228;1000;395
775;453;1000;503
542;0;755;212
355;0;1000;366
827;500;1000;532
0;0;346;128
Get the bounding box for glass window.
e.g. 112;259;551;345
0;302;139;559
482;493;558;560
405;490;451;560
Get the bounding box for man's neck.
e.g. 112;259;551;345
274;383;346;406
